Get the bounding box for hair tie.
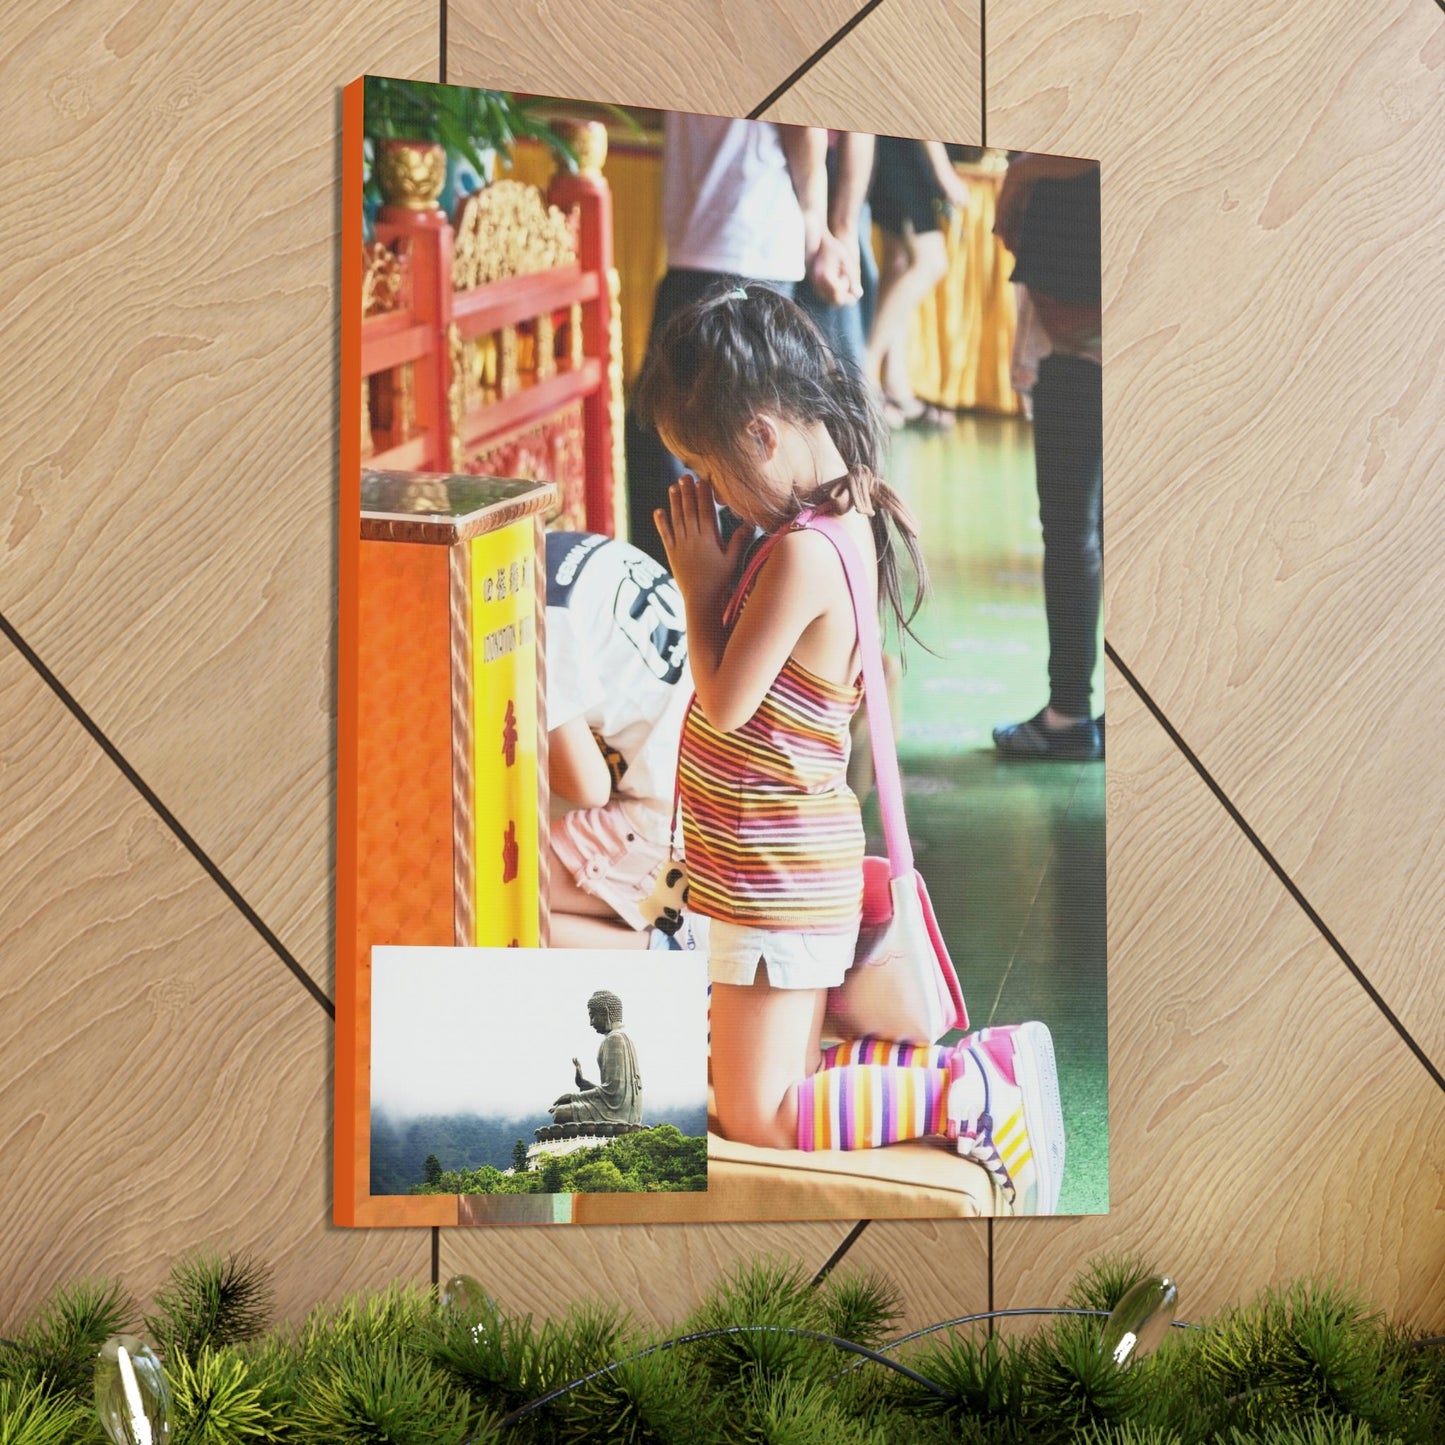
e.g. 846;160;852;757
728;286;748;300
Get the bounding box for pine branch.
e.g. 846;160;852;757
145;1252;273;1362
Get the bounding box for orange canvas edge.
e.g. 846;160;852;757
335;76;364;1226
353;1194;461;1228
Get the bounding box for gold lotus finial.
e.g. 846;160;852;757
374;140;447;211
553;118;608;178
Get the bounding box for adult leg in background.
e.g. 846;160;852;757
857;198;880;339
866;224;950;425
625;268;724;565
1033;352;1104;722
992;350;1104;758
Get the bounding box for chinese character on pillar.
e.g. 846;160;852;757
502;699;518;766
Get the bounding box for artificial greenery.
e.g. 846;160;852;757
144;1250;272;1362
1;1250;1440;1444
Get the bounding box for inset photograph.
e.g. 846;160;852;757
370;947;708;1211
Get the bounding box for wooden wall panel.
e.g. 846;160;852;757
0;0;437;992
1;0;1440;1350
447;0;863;116
0;647;428;1330
763;0;982;144
843;1220;990;1334
986;0;1445;1065
993;681;1445;1325
439;1222;862;1328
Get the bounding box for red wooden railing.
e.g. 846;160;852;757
360;121;623;536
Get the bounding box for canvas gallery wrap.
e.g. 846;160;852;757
335;75;1106;1226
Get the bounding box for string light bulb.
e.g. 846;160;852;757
1099;1276;1179;1366
95;1335;170;1445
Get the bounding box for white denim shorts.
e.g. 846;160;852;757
701;916;860;990
549;800;669;932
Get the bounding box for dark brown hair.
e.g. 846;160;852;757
631;284;929;641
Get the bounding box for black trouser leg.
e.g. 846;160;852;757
1031;353;1103;720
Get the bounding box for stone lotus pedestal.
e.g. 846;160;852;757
526;1120;647;1171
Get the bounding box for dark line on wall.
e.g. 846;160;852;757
747;0;888;120
986;1219;995;1335
811;1220;871;1286
0;610;336;1019
1106;640;1445;1095
979;0;987;148
431;1228;441;1287
439;0;447;84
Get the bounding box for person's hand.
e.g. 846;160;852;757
831;224;864;299
655;476;749;611
808;229;860;307
1032;295;1102;355
940;168;973;214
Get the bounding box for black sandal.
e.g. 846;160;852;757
992;709;1102;761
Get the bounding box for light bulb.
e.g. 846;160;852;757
441;1274;504;1351
1098;1275;1178;1367
95;1335;170;1445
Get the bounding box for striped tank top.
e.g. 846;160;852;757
678;519;865;932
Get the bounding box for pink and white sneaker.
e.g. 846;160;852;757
946;1023;1065;1215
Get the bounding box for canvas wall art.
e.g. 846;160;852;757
335;76;1106;1225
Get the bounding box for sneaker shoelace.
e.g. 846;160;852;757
955;1046;1019;1208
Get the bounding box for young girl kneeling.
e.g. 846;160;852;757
632;287;1065;1214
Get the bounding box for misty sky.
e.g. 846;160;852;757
370;946;709;1120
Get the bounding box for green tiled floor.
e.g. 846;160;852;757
865;417;1109;1216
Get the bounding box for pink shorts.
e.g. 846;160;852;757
549;802;670;932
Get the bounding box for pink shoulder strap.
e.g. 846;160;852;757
801;513;914;880
722;518;797;629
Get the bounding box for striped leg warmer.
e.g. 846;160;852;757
796;1063;950;1151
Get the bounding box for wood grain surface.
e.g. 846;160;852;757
985;0;1445;1068
842;1219;991;1334
0;0;437;997
1;0;1441;1341
439;1220;866;1327
0;648;429;1329
763;0;981;143
447;0;864;117
993;677;1445;1326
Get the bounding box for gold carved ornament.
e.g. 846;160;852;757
499;326;519;398
373;140;447;212
568;302;584;370
362;240;406;460
550;118;608;179
447;324;466;472
361;240;405;316
451;180;578;290
606;268;628;538
535;313;556;382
